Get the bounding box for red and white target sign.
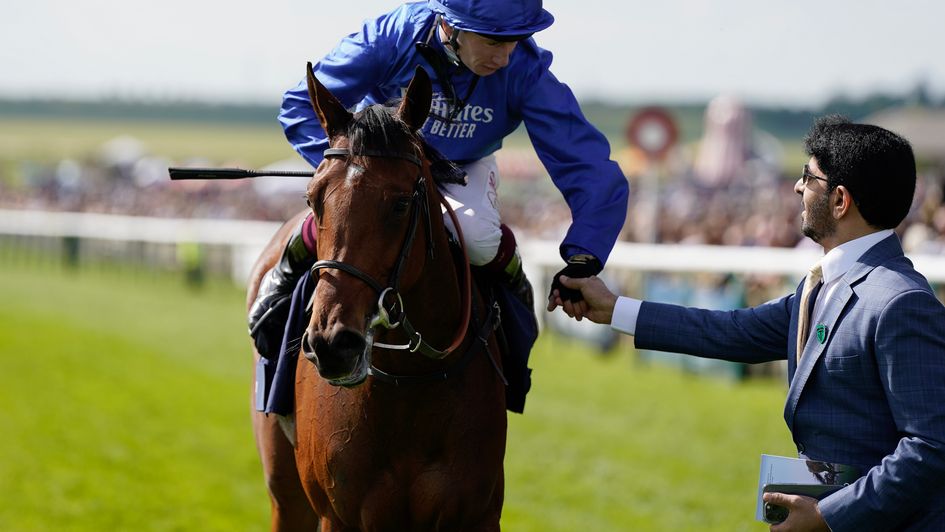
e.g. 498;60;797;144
625;107;678;160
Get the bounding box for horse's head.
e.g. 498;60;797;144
300;63;436;386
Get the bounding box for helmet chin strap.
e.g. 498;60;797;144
436;16;463;67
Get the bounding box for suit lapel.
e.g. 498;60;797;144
783;234;904;430
784;282;854;428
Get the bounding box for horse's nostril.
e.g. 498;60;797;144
303;330;362;359
313;334;330;355
331;329;367;354
301;331;328;363
302;328;368;382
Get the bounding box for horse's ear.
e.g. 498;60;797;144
305;62;352;139
396;66;432;132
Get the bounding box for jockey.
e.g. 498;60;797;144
249;0;630;362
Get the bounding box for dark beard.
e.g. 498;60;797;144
802;193;836;243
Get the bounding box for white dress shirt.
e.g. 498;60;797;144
610;229;896;336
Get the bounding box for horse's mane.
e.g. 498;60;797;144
346;102;466;185
347;103;419;156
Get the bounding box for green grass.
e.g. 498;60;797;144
0;262;262;530
505;338;794;531
0;260;793;530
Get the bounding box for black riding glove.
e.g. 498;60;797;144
549;254;603;304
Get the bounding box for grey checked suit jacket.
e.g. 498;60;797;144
634;235;945;531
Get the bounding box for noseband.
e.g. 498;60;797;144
310;146;473;360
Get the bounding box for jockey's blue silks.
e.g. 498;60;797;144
278;1;628;264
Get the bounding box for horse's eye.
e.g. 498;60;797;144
393;196;411;216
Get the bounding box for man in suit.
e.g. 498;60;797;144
548;116;945;531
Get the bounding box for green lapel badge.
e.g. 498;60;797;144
816;324;828;344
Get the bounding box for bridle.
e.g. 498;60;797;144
310;145;474;361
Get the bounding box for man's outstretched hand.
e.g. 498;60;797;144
547;275;617;324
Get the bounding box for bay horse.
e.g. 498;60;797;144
249;65;508;531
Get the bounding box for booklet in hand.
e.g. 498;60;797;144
756;454;860;524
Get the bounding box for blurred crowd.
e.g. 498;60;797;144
4;145;943;262
0;155;302;222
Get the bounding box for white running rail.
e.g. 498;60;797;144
4;209;945;284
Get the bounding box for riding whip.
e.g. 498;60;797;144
168;167;314;180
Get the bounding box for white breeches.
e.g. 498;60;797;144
440;155;502;266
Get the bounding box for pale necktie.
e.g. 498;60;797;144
796;262;823;363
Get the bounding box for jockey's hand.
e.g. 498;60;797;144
547;254;602;311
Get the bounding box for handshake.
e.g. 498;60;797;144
546;274;618;324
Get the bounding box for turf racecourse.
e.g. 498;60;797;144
0;260;793;530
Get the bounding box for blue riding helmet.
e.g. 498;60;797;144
428;0;554;38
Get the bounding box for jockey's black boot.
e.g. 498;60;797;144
248;220;316;359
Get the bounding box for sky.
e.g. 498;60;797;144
2;0;943;107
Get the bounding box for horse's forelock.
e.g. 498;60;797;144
347;104;419;155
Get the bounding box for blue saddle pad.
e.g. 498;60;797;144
255;272;314;415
